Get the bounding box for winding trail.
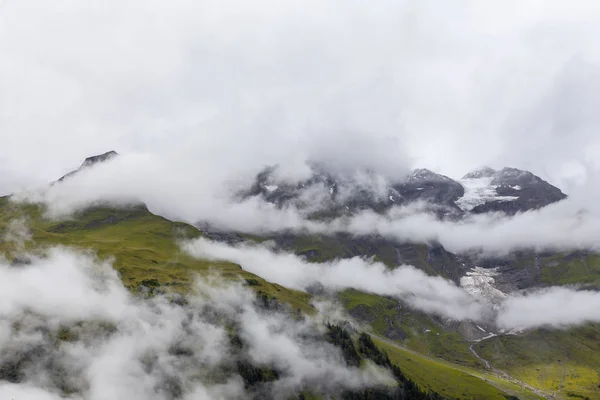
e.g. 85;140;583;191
371;332;553;400
468;336;553;400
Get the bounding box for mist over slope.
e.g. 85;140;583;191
3;1;600;398
2;151;599;399
0;248;393;400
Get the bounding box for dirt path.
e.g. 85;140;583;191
468;337;553;400
371;332;553;400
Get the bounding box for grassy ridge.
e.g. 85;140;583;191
0;198;314;314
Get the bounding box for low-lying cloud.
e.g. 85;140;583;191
184;238;488;321
496;287;600;330
333;201;600;255
0;247;388;399
15;155;600;257
184;238;600;330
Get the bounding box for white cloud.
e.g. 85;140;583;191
185;238;600;330
497;287;600;329
0;246;386;399
183;238;486;321
3;0;600;192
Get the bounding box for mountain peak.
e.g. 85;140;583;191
57;151;119;182
406;168;453;183
462;166;496;180
81;150;119;168
491;167;539;186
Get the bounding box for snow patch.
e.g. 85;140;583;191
460;267;507;306
264;185;278;192
455;177;519;211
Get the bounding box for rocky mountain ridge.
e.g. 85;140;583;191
244;164;567;217
56;150;119;182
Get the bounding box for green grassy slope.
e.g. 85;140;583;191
373;336;544;400
474;326;600;400
341;287;600;399
0;196;591;399
339;289;483;368
0;197;314;314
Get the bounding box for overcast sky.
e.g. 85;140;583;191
2;0;600;194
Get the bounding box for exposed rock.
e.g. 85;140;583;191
391;169;465;213
243;165;466;218
457;320;489;341
348;305;378;324
462;166;496;180
382;316;408;341
57;150;119;182
469;167;567;215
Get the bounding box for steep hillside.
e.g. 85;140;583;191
0;195;547;399
0;197;314;314
1;153;595;399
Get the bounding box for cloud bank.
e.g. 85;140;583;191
14;156;600;257
3;0;600;193
0;247;387;399
184;238;600;330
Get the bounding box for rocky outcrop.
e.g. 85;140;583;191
57;151;119;182
391;168;465;212
243;165;466;218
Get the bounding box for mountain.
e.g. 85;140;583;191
459;167;567;215
244;164;566;218
56;150;118;182
2;152;599;400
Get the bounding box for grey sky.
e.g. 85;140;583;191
2;0;600;194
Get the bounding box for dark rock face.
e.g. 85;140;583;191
57;150;119;182
243;166;465;217
391;169;465;211
462;166;496;180
470;167;567;215
81;150;118;167
245;164;567;218
244;165;399;214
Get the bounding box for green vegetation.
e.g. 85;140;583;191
339;289;482;368
373;336;543;400
326;325;446;399
247;232;463;280
0;197;314;314
1;195;597;400
539;254;600;288
474;325;600;400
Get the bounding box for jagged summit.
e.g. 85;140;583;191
81;150;119;168
462;166;496;180
243;165;465;217
407;168;454;183
244;163;567;218
57;150;119;182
